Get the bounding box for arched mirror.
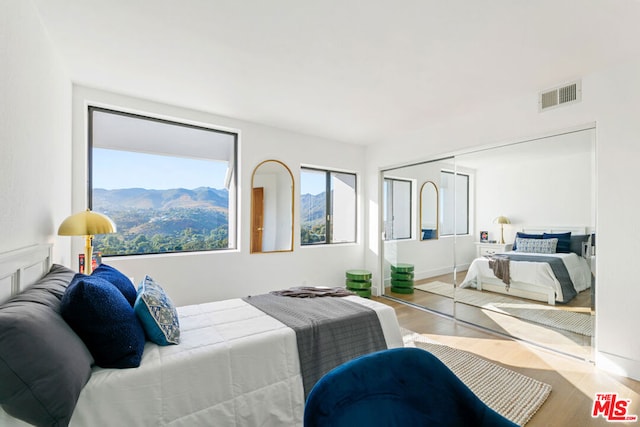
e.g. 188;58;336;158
420;181;438;240
250;160;294;253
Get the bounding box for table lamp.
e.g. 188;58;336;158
58;209;116;274
494;216;510;244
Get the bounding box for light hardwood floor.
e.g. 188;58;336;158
373;296;640;427
389;271;594;360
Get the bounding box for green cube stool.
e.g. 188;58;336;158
390;263;414;273
390;263;414;294
345;269;373;298
391;271;414;281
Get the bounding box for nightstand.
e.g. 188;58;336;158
475;242;512;257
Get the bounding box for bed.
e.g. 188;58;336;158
0;244;403;427
460;227;593;305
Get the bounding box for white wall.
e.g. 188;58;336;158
71;86;366;306
471;131;594;245
0;0;71;263
365;60;640;380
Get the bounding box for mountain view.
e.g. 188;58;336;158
93;187;331;254
300;192;327;244
92;187;229;255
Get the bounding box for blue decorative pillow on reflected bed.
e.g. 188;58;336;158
542;232;572;253
134;275;180;346
61;273;146;368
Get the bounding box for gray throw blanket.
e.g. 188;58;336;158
242;294;387;398
487;255;511;289
502;254;577;303
270;286;355;298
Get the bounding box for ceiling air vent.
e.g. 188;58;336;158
539;80;582;112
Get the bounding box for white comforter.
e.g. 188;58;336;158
1;296;402;427
460;252;592;303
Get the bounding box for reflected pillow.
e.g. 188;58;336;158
542;232;571;253
511;232;542;251
515;237;558;254
134;276;180;346
569;234;590;256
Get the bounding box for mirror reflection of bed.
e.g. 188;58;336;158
382;126;596;361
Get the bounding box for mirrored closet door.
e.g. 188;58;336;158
381;158;456;317
381;126;596;361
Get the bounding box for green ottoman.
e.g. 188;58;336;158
390;263;414;294
346;269;372;298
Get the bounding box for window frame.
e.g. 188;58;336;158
300;166;358;246
383;177;413;241
87;106;239;257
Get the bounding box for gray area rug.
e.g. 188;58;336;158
415;281;593;336
403;329;551;426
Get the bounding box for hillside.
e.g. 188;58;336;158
92;187;329;253
93;187;228;211
92;187;229;255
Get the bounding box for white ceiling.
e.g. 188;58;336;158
32;0;640;145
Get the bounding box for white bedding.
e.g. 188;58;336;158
0;296;402;427
460;252;592;303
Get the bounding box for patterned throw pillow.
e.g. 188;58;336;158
134;276;180;345
515;237;558;254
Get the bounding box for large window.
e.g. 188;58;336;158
383;178;412;240
300;167;357;245
440;171;469;236
89;107;237;256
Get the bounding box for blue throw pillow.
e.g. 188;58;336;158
92;263;137;306
61;274;146;368
543;232;571;253
511;232;542;251
134;276;180;345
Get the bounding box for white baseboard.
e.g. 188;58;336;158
596;350;640;382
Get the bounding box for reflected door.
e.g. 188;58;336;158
251;187;264;252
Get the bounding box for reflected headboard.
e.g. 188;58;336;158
521;226;587;234
0;244;53;304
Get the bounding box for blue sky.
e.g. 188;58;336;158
93;148;228;190
94;148;331;194
301;169;326;196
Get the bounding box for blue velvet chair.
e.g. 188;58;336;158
304;347;518;427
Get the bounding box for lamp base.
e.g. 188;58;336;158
85;235;94;275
